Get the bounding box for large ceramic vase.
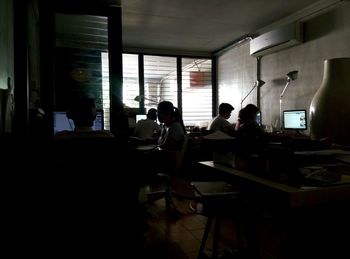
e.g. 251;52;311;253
309;57;350;145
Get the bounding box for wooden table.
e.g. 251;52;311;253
197;161;350;259
198;161;350;208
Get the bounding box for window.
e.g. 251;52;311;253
101;52;110;130
105;53;214;127
144;55;177;111
122;54;139;108
182;58;212;127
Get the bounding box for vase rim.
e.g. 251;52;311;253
325;57;350;62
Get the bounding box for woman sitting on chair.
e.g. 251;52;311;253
157;101;186;151
133;101;186;179
137;102;187;212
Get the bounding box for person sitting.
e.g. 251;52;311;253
157;101;186;151
134;108;161;140
134;101;187;213
132;101;186;177
208;102;236;135
53;97;141;255
54;97;114;140
235;104;267;154
110;96;130;141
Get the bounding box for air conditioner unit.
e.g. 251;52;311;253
250;22;303;57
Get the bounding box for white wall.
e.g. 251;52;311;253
218;2;350;133
217;43;256;123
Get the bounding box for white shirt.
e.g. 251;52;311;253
134;118;161;139
208;115;231;132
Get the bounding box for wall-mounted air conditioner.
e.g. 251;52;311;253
250;22;303;57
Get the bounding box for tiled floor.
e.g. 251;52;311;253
137;178;242;259
132;171;350;259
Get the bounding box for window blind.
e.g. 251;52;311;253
122;54;139;108
144;55;177;111
182;58;212;127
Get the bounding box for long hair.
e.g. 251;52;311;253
239;104;259;124
158;101;186;133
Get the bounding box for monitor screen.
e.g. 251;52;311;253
54;110;104;133
256;111;262;126
283;109;307;130
136;114;147;123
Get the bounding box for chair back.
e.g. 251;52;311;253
54;137;127;170
170;134;189;173
51;136;139;254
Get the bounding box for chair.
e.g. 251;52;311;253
191;181;243;259
143;135;190;213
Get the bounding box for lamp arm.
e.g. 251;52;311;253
143;96;159;104
279;80;291;131
280;80;290;98
241;83;257;107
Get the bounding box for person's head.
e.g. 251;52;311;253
146;108;157;121
239;104;259;123
157;101;176;125
157;101;185;130
218;103;234;119
67;97;96;127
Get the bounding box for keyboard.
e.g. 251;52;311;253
282;138;327;151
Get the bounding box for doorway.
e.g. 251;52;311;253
39;2;122;136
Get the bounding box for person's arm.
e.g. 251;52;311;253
160;135;178;151
235;119;242;130
153;122;161;132
225;123;236;131
222;120;236;136
151;122;161;139
134;121;141;136
159;123;184;151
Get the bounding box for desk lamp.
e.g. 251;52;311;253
134;95;158;104
279;70;298;131
240;79;265;109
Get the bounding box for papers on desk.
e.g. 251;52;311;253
203;130;234;140
299;163;350;186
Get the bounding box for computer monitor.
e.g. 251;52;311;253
54;110;104;133
256;111;262;126
283;109;307;130
136;114;147;123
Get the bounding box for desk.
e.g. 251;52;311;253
198;161;350;208
198;161;350;259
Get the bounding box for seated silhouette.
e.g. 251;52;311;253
55;97;113;140
53;97;140;256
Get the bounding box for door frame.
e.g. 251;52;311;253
39;1;122;137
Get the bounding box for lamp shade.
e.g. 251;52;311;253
134;95;142;102
134;95;158;104
286;70;298;81
241;80;265;108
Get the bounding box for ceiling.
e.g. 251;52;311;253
56;0;322;56
121;0;321;55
